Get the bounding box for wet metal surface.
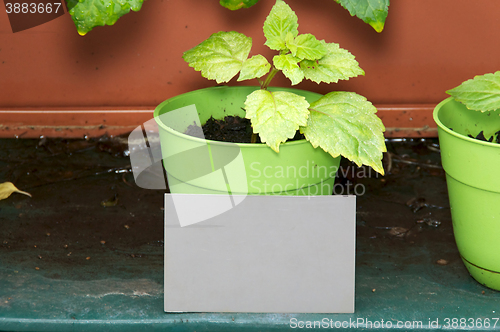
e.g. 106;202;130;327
0;137;499;331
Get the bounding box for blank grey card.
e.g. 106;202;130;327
164;194;356;313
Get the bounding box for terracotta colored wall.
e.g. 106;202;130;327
1;0;500;108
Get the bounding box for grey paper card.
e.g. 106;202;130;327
164;194;356;313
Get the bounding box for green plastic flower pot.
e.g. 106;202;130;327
434;97;500;290
154;86;340;196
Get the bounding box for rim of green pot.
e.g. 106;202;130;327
433;96;500;148
154;86;319;149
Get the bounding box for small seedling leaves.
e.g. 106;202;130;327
300;41;364;84
334;0;389;33
219;0;260;10
0;182;32;201
263;0;299;51
286;33;327;61
273;54;304;85
245;90;310;152
302;92;386;175
447;72;500;112
238;55;271;81
183;31;252;84
66;0;144;36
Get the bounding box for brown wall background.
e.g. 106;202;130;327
1;0;500;108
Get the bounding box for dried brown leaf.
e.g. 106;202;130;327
0;182;32;200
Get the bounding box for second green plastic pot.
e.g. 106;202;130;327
434;97;500;291
154;86;340;196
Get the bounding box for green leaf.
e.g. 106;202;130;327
447;72;500;112
263;0;299;51
300;41;364;84
286;34;327;61
238;55;271;81
245;90;310;152
66;0;144;36
335;0;389;33
273;54;304;85
183;31;252;84
302;92;386;175
219;0;260;10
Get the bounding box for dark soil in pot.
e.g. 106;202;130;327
184;115;305;143
465;130;500;143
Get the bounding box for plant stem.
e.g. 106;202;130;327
261;66;279;90
251;133;259;143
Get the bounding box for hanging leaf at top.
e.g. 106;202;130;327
334;0;389;33
66;0;144;36
183;31;253;84
447;72;500;112
0;182;32;201
220;0;260;10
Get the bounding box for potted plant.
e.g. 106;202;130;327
154;0;386;196
154;0;386;313
434;71;500;291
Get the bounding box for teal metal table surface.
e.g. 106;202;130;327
0;138;499;331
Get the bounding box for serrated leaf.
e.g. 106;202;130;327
300;41;364;84
238;55;271;81
66;0;144;36
302;92;386;175
286;34;327;61
273;54;304;85
263;0;299;51
0;182;32;200
183;31;252;84
447;72;500;112
219;0;260;10
245;90;310;152
335;0;389;33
